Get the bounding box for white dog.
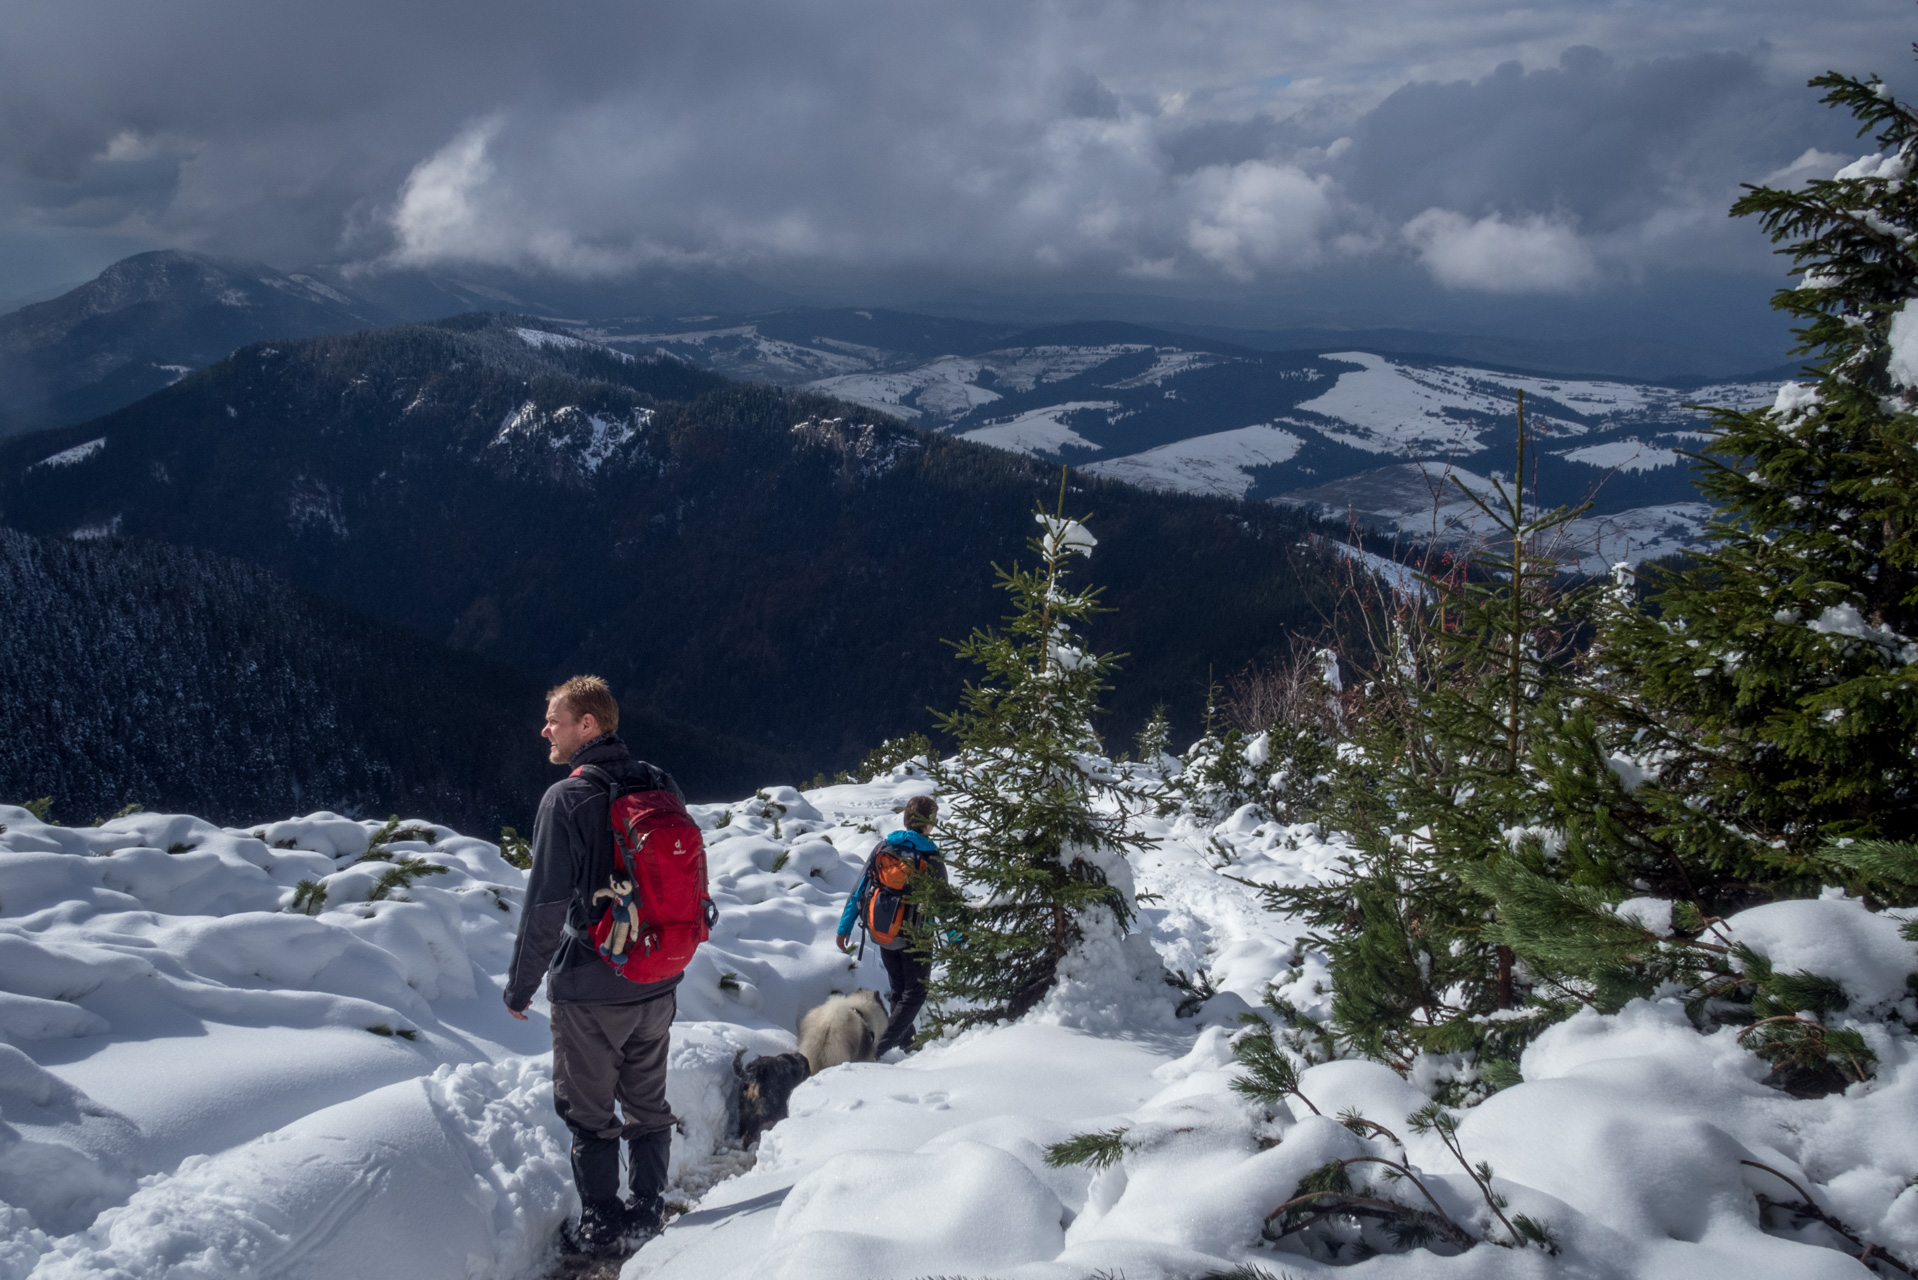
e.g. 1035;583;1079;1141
796;989;889;1073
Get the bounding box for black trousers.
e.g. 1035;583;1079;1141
877;945;930;1055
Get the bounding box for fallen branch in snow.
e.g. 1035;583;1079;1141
287;878;327;915
1265;1156;1477;1252
1408;1103;1529;1247
1199;1265;1297;1280
1742;1159;1918;1277
356;814;440;862
1165;965;1220;1017
1736;1015;1874;1083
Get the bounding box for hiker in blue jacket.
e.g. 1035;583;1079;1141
837;794;944;1056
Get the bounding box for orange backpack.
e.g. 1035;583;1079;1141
857;843;925;948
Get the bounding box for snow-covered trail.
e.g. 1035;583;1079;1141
0;777;1001;1279
5;767;1917;1280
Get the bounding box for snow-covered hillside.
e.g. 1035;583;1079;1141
4;762;1912;1280
574;312;1776;567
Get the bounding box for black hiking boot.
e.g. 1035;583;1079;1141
619;1129;673;1247
562;1135;628;1259
560;1198;627;1260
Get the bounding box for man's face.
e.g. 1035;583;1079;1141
541;698;597;765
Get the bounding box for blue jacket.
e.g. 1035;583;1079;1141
837;827;943;939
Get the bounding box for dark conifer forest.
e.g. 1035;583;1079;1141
0;315;1348;823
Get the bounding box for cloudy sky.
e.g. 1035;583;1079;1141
0;1;1909;353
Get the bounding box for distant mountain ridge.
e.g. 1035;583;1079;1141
0;251;1788;569
0;251;798;441
0;251;386;439
0;249;1789;441
571;310;1781;571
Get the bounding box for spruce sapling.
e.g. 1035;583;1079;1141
917;476;1147;1032
365;858;448;902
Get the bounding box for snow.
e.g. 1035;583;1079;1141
516;327;594;353
1325;538;1431;599
1807;601;1918;665
1774;380;1824;419
1888;305;1918;391
67;517;120;541
614;326;884;384
806;357;1002;422
27;440;105;472
1558;437;1685;473
1277;460;1720;572
807;345;1156;426
492;403;653;473
1102;349;1233;389
971;345;1155;394
1727;898;1918;1014
957;402;1116;456
1037;513;1097;559
1296;352;1510;453
1295;352;1773;458
5;755;1916;1279
1836;150;1913;182
1082;423;1305;498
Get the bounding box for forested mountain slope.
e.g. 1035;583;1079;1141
0;526;788;825
0;315;1347;769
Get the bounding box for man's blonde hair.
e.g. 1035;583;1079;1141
547;675;619;734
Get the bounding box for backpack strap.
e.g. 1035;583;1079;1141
570;762;632;886
572;762;618;793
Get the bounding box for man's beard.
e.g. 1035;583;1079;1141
548;741;567;765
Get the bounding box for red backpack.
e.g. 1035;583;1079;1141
575;765;714;984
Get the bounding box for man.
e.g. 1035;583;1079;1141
835;794;944;1056
505;675;684;1257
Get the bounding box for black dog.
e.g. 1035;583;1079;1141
734;1050;811;1145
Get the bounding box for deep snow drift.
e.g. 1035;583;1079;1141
2;761;1914;1279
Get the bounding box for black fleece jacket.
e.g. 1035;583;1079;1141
504;733;685;1011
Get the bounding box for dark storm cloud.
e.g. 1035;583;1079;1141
0;1;1907;298
1337;47;1850;232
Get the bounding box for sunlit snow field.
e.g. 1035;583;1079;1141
1;758;1914;1279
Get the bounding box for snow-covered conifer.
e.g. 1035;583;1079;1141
1597;72;1918;892
917;494;1148;1032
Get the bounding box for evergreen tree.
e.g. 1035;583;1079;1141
1178;677;1263;824
1272;69;1918;1096
1585;72;1918;899
1133;703;1174;770
1579;77;1918;894
1261;399;1595;1069
1248;70;1918;1093
917;490;1148;1032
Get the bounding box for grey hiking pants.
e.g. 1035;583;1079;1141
551;992;677;1141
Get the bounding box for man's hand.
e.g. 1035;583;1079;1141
836;933;853;954
505;993;529;1020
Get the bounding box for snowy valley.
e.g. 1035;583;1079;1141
3;755;1913;1280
